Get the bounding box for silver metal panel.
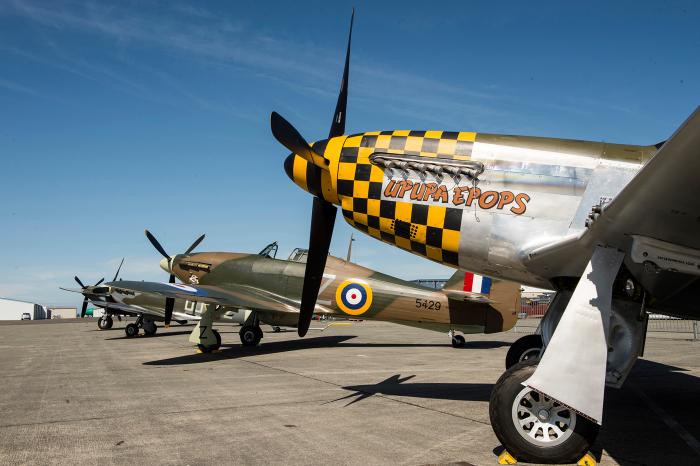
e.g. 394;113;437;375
524;247;624;424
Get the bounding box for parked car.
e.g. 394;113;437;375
21;313;31;320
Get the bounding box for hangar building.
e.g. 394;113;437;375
0;297;48;320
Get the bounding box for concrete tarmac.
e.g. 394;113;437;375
0;319;699;465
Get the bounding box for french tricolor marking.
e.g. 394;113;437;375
463;272;492;294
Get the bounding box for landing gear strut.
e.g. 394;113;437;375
239;325;263;347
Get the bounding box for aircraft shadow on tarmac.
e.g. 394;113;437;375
595;358;700;465
104;330;194;340
332;374;493;405
143;335;359;365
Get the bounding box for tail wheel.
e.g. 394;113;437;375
489;359;599;464
505;334;543;369
451;334;465;348
197;329;221;353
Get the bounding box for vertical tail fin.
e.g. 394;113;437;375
443;270;521;332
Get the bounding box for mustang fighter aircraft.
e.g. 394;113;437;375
271;11;700;464
100;232;520;353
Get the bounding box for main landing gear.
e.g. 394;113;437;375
197;329;221;353
239;325;263;347
124;316;158;338
489;360;599;464
505;334;543;369
98;315;113;330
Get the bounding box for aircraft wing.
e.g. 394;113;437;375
111;281;302;315
525;107;700;280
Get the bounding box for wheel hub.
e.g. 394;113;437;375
511;386;576;447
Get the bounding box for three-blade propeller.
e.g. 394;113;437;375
144;230;205;326
73;271;110;317
270;10;354;337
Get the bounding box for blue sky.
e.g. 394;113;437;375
1;0;698;307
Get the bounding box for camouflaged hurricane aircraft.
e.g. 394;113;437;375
270;11;700;464
99;231;521;353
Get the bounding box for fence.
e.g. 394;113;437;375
514;293;700;340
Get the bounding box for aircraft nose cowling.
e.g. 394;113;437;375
159;257;170;273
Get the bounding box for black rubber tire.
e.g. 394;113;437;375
143;323;157;336
489;359;599;464
125;323;139;338
273;326;281;333
197;329;222;353
451;334;465;348
98;316;113;330
240;326;261;347
254;326;263;340
505;334;543;369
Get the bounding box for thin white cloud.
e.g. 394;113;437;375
0;77;38;95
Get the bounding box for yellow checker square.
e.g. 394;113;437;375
380;217;394;232
458;131;477;141
353;180;370;198
427;205;446;227
345;135;362;147
368;226;381;239
353;211;368;225
395;201;412;222
375;135;392;149
437;138;457;155
392;130;410;137
425;130;443;139
367;199;381;217
411;224;427;243
426;245;443;262
418;151;438;158
369;165;385;182
358;147;374;158
341;196;354;211
395;236;411;250
442;229;461;252
364;131;380;136
338;162;357;180
404;136;424;152
453;154;471;161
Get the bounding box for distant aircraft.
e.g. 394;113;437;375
99;231;520;354
270;10;700;463
62;235;248;338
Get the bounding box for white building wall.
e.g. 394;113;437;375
0;298;36;320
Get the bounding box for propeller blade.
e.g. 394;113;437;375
298;197;337;337
74;276;86;289
164;297;174;327
328;9;354;138
94;277;105;286
270;112;329;168
184;234;205;255
112;258;124;282
80;297;88;318
145;230;170;260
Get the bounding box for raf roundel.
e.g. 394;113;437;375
335;279;373;316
